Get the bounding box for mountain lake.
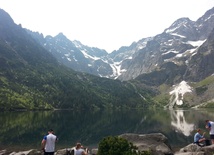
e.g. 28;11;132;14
0;108;213;152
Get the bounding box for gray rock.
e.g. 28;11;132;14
119;133;173;155
55;148;75;155
28;149;41;155
55;148;68;155
6;149;42;155
91;148;98;155
175;143;214;155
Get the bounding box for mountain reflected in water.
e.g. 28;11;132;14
170;110;194;136
0;108;213;151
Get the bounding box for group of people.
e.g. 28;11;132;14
41;129;87;155
194;120;214;146
40;120;214;154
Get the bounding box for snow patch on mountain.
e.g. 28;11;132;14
81;50;100;60
163;39;206;63
162;50;179;55
168;81;192;108
165;27;178;33
109;61;126;79
187;40;206;47
170;33;186;38
205;14;214;21
73;56;78;62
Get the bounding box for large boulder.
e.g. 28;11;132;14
55;147;76;155
119;133;173;155
175;143;214;155
7;149;42;155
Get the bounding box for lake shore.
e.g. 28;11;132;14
0;133;188;155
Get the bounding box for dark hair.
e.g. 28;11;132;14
76;143;82;149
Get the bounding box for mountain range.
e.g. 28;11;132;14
0;8;155;110
1;6;214;110
27;7;214;82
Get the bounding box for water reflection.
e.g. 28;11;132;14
170;110;194;136
0;108;214;151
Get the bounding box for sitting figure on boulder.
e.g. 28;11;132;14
194;128;206;146
75;143;87;155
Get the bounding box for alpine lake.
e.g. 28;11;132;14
0;108;214;152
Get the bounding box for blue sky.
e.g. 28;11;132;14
0;0;214;53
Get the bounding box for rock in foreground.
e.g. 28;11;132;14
119;133;173;155
175;143;214;155
3;133;214;155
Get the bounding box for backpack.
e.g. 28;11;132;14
205;139;211;146
66;148;75;155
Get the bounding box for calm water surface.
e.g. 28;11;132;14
0;108;214;152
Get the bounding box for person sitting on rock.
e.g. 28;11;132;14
194;128;206;146
75;143;87;155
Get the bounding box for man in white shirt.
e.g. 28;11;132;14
205;120;214;144
41;129;58;155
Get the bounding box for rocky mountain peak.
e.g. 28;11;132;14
26;7;214;83
0;8;15;26
55;32;69;40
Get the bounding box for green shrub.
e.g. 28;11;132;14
97;136;151;155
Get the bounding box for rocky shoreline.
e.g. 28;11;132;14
1;133;214;155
